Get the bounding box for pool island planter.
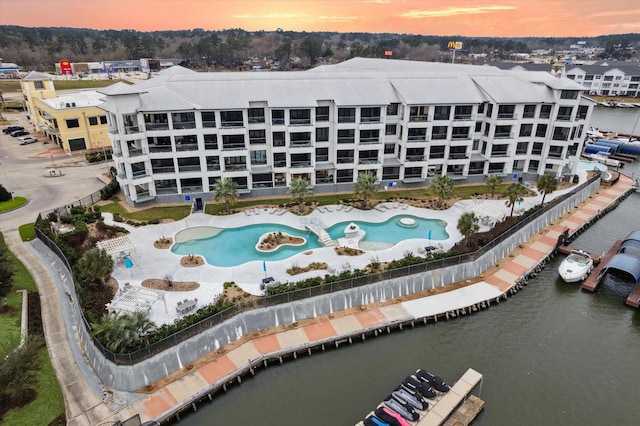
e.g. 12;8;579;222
256;232;307;253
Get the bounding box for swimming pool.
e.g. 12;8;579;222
577;160;607;172
171;215;449;267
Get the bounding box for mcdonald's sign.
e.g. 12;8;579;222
447;41;463;50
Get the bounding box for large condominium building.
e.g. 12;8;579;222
100;58;592;207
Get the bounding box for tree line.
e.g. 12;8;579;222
1;25;638;72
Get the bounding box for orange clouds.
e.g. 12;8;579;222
0;0;639;36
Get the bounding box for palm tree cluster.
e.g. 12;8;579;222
213;178;238;213
353;172;378;208
91;311;156;353
289;177;312;212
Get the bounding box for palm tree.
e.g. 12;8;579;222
353;172;378;208
213;177;238;213
486;174;502;198
536;174;558;205
430;175;454;208
92;311;156;353
457;211;480;248
505;183;528;216
75;248;113;287
289;177;312;213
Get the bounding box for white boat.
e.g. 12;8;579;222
558;250;594;283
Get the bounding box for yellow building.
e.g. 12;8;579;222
20;71;111;153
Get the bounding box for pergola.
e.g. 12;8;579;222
96;235;136;256
106;285;167;314
473;204;507;227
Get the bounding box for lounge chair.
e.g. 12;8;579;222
402;203;409;210
244;209;251;216
393;202;399;209
343;206;353;212
336;205;344;211
277;208;286;215
325;206;332;212
269;208;277;214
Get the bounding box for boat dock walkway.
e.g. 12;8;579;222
443;395;485;426
581;240;623;292
417;368;484;426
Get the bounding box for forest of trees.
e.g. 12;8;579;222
1;25;639;72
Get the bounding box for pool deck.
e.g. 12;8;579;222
107;180;556;327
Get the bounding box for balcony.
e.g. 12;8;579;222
151;166;175;174
173;121;196;130
134;191;154;202
407;135;427;142
337;138;355;144
449;153;468;160
112;150;123;158
496;113;517;120
359;137;381;145
406;155;426;162
360;117;381;124
225;164;247;172
453;114;473;121
273;161;287;168
494;133;513;139
556;115;572;121
451;134;471;140
290;140;312;148
409;115;430;122
182;185;204;193
206;164;220;171
124;125;140;134
338;116;356;124
290;119;311;126
178;165;201;172
221;145;246;151
316;155;329;162
272;118;285;125
337;157;354;164
108;126;118;134
358;158;379;165
148;145;172;153
132;170;149;179
145;123;170;131
128;148;147;157
176;143;199;152
156;186;178;195
291;161;312;168
202;120;216;128
204;143;218;151
220;121;244;128
490;151;509;157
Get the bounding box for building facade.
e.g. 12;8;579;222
99;58;592;207
21;71;112;152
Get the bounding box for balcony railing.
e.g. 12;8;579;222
173;121;196;130
336;157;354;164
431;134;447;140
338;116;356;123
291;162;312;168
433;114;450;121
453;114;473;121
273;161;287;168
132;170;149;179
175;143;198;152
221;145;246;151
556;115;572;121
124;125;140;134
359;138;381;144
148;145;172;153
204;143;218;150
145;123;170;131
202;120;216;128
497;113;517;120
290;140;312;147
494;133;513;139
178;165;201;172
112;150;123;158
409;115;430;122
206;164;220;171
405;155;426;162
316;114;329;121
358;158;379;165
290;119;311;126
128;148;147;157
156;187;178;195
451;134;470;140
182;185;203;193
407;135;427;142
316;156;329;162
548;152;564;159
490;151;509;157
108;126;118;134
151;166;175;174
220;121;244;128
272;118;285;125
224;164;247;171
448;153;468;160
337;138;355;144
248;117;265;124
360;117;381;123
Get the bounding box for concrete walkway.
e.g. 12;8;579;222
128;174;635;424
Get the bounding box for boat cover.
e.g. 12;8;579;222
619;230;640;254
600;253;640;283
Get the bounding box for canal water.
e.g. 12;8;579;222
180;110;640;426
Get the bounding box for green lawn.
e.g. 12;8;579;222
0;196;28;212
0;233;65;424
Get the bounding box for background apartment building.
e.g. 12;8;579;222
99;58;592;207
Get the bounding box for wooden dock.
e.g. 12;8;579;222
442;395;485;426
625;284;640;308
556;245;602;265
582;240;623;292
416;368;483;426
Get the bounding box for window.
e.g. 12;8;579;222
316;147;329;162
523;105;536;118
290;132;312;147
34;81;44;89
66;118;80;128
273;152;287;167
222;134;245;150
452;127;470;140
497;105;515;119
433;106;450;121
475;121;483;132
202;111;216;128
407;128;427;142
519;124;533;137
360;107;381;123
250;150;267;165
577;106;588;120
478;103;486;114
172;112;196;129
204;134;218;150
272;110;285;125
516;142;529;154
337;129;355;144
220;111;243;128
532;143;544;155
429;146;445;159
316;127;329;142
535;124;548;138
290;109;311;125
384;143;395;154
316;106;329;121
338;108;356;123
248;108;265;124
385;124;397;136
410;105;429;122
337;150;354;164
99;115;107;124
359;129;379;144
552;127;570;141
560;90;579;99
386;103;399;116
88;116;98;126
556;106;573;121
494;125;512;138
249;129;266;145
272;132;285;147
144;113;169;130
431;126;447;140
454;105;473;120
539;105;552;119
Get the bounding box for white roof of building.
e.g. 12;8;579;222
40;90;108;109
110;58;583;111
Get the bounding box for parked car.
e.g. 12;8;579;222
10;129;29;137
3;125;24;134
18;136;38;145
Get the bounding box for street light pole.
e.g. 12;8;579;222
0;160;14;200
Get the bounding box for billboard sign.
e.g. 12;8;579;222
59;60;73;75
447;41;463;50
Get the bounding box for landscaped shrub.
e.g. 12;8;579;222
100;179;120;200
0;184;11;202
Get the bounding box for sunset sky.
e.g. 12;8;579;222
1;0;639;37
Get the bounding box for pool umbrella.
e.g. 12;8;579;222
125;255;134;277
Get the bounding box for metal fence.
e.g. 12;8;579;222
35;174;601;366
38;188;104;220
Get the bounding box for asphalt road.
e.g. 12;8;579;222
0;112;107;233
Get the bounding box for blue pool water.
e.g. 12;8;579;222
577;160;607;172
171;215;449;267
